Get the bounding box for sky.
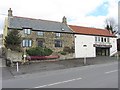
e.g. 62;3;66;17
0;0;119;34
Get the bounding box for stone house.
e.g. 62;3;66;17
3;8;75;56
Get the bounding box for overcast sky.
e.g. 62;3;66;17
0;0;118;34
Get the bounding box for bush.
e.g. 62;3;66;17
26;47;53;56
44;48;53;56
58;51;66;55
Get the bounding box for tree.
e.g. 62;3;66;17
4;30;22;52
105;18;118;34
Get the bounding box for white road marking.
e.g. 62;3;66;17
105;70;118;74
34;77;82;88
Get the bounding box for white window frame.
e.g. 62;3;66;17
22;39;32;47
55;33;61;38
98;37;100;42
95;37;97;42
37;31;44;36
107;37;110;42
24;29;31;35
104;38;107;42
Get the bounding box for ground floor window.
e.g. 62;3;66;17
22;39;32;47
96;47;110;56
55;40;62;47
38;40;43;47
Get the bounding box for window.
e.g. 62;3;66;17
107;37;110;42
22;39;32;47
104;38;107;42
55;33;61;38
37;31;44;36
98;37;100;42
95;37;97;42
24;29;31;34
101;37;103;42
38;40;43;47
55;40;62;47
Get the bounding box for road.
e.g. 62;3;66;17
2;62;118;88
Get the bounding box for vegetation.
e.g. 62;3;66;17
4;30;22;52
58;51;66;55
26;47;53;56
105;18;118;34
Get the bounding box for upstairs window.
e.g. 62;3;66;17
55;33;61;38
98;37;100;42
95;37;97;42
101;37;103;42
24;29;31;35
107;37;110;42
37;31;44;36
104;38;107;42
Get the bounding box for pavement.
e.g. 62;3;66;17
2;56;119;80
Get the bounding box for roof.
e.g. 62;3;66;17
69;25;115;37
8;16;73;33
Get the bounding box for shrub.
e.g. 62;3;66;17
44;48;53;56
58;51;66;55
26;47;53;56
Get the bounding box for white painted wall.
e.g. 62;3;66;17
110;37;117;56
75;34;117;58
75;34;96;58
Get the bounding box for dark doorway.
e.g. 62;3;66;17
96;47;110;56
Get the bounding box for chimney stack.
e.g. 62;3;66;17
62;16;67;24
8;8;13;16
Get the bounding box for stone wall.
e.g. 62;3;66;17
20;30;74;53
8;29;75;58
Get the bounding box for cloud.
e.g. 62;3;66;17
0;0;118;34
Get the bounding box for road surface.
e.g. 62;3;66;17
2;62;118;88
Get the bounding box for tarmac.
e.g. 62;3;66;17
2;56;119;80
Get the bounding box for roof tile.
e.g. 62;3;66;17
69;25;115;37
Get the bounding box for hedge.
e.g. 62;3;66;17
26;47;53;56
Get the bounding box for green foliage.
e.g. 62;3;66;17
26;47;53;56
44;48;53;56
4;30;22;52
58;51;66;55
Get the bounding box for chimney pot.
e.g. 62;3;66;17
62;16;67;24
8;8;13;16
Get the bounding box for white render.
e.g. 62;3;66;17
75;34;117;58
110;37;117;56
